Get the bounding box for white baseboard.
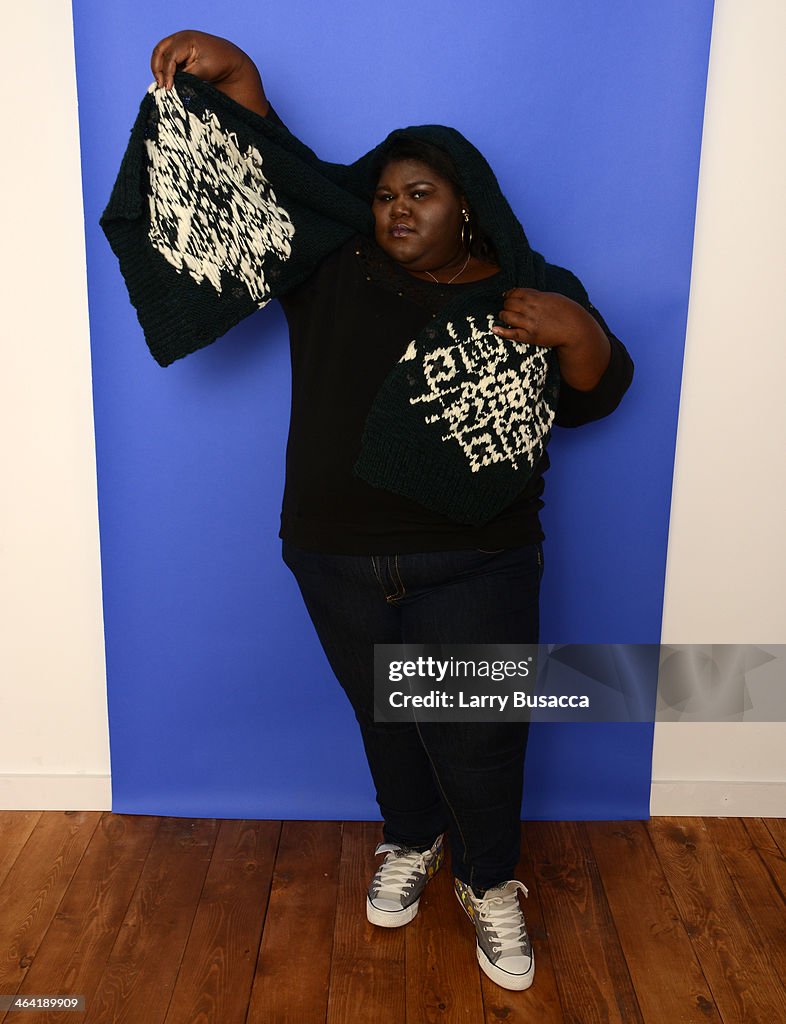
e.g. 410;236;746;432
649;780;786;817
1;775;783;818
0;773;111;811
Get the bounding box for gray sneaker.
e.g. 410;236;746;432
366;834;444;927
454;877;535;990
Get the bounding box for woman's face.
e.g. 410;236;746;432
372;159;466;273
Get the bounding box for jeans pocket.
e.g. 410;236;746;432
475;547;506;554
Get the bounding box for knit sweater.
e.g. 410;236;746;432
102;73;601;526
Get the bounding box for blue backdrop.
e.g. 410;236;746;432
72;0;714;819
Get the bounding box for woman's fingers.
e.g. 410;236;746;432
504;287;539;303
499;306;534;330
151;36;196;88
149;31;253;96
492;293;545;343
150;37;172;87
492;312;537;342
491;323;548;345
491;324;520;339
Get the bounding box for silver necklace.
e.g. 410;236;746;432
423;250;471;285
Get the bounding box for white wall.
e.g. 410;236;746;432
653;0;786;814
0;0;782;814
0;0;110;808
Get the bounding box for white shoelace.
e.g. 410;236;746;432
373;843;431;898
475;881;529;954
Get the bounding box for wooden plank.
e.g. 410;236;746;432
648;816;786;1023
0;812;42;891
744;817;786;904
405;844;485;1024
326;822;405;1024
477;823;574;1024
527;820;644;1024
246;821;338;1024
3;813;159;1024
587;820;721;1024
80;817;219;1024
762;817;786;862
4;814;785;1023
0;811;100;996
704;817;786;981
164;819;281;1024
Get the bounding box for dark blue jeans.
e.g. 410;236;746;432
282;541;542;892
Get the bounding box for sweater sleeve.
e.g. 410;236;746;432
100;76;367;367
264;104;287;129
543;262;634;428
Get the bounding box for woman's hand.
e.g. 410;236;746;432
150;30;269;116
493;287;612;391
492;288;596;349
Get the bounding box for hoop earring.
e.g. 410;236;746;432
460;209;473;252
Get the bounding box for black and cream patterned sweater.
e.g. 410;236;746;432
101;73;632;529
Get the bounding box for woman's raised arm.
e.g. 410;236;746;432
150;30;269;117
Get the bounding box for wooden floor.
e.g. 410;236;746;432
1;814;785;1023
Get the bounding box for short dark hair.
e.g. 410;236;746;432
371;136;498;265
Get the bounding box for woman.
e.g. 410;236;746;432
104;29;633;993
